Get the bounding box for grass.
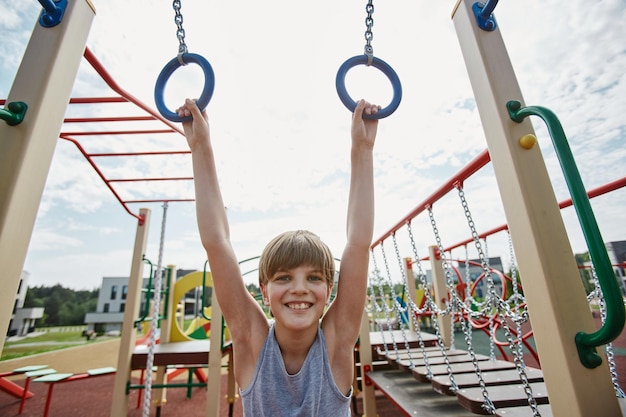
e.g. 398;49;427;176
1;331;113;361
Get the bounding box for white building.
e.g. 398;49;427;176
7;270;44;337
84;277;143;334
84;269;198;334
605;240;626;295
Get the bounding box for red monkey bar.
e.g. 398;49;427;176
0;48;195;224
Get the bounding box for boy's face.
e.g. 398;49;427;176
260;264;332;330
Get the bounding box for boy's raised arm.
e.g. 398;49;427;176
179;99;264;336
327;99;378;341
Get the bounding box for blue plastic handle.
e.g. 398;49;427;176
472;1;498;31
154;53;215;123
336;55;402;119
38;0;67;28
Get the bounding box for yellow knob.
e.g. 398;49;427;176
519;134;537;149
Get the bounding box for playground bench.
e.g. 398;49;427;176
33;366;116;417
0;365;54;414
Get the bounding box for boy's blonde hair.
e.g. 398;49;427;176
258;230;335;287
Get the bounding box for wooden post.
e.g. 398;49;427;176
428;246;451;347
0;0;95;355
403;257;417;332
357;308;377;417
452;1;620;415
206;272;222;417
110;209;151;417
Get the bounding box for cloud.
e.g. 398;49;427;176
3;0;626;291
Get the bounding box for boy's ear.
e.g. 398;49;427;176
260;283;270;305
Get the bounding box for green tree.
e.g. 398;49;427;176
24;284;99;327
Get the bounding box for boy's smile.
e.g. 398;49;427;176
286;302;313;310
262;264;332;328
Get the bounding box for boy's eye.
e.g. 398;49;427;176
276;275;290;281
308;275;323;282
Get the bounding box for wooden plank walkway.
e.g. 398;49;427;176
367;370;477;417
431;367;544;396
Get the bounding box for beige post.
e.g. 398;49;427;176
110;209;152;417
357;308;378;417
452;1;620;415
225;349;237;412
403;257;417;332
153;265;177;408
0;0;95;354
428;246;451;347
206;275;223;417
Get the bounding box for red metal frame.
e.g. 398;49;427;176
371;149;491;248
1;47;194;225
370;146;625;253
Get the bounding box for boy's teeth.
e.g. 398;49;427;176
289;303;309;310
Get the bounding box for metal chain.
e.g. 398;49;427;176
371;249;398;356
392;233;427;367
380;240;413;357
507;231;528;369
428;207;472;390
458;188;499;305
456;187;540;415
173;0;188;56
590;268;626;397
499;313;541;416
364;0;374;63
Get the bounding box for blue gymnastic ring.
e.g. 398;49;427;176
154;53;215;122
336;55;402;119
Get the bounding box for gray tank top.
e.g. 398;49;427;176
240;323;352;416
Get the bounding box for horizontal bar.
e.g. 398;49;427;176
433;175;626;255
108;177;193;183
61;129;175;136
371;149;491;248
68;97;127;104
124;199;195;203
89;150;191;157
64;116;156;123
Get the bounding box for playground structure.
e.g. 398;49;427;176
1;0;626;416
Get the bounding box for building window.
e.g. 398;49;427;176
120;303;125;313
103;303;110;313
110;285;117;300
122;285;128;300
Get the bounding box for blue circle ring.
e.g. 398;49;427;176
154;53;215;123
335;55;402;119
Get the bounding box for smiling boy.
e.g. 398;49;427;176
179;98;379;416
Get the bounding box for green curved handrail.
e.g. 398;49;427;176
134;255;154;326
507;100;625;368
0;101;27;126
134;255;171;326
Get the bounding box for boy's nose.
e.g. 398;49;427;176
290;276;308;292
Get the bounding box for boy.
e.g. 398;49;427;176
178;98;379;415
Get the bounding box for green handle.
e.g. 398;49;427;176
507;100;625;369
1;102;27;126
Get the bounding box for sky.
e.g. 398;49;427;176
2;0;625;291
